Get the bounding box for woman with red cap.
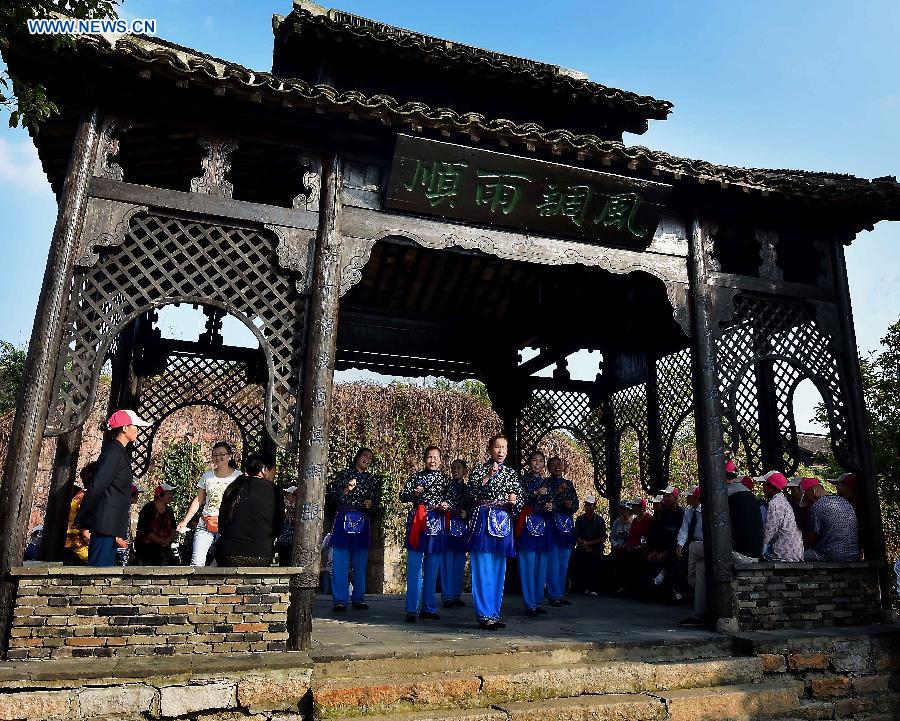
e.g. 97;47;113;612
78;410;151;567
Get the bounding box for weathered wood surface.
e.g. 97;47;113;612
289;152;343;650
0;110;102;655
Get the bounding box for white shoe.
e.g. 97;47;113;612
653;572;666;586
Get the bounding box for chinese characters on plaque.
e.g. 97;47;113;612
385;135;672;247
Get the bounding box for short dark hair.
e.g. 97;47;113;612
528;450;546;462
244;450;277;477
79;461;99;487
450;458;468;469
353;447;374;465
213;440;238;469
487;434;508;449
423;445;441;461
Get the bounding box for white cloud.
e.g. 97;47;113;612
0;138;49;194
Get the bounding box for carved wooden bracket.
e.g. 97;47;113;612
265;223;315;293
292;151;322;212
76;198;148;267
94;115;133;181
340;206;693;335
191;136;238;198
339;237;377;297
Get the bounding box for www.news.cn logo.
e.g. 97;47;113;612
27;18;157;35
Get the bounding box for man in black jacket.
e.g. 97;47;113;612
78;410;150;566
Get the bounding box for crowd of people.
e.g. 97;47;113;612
35;409;870;631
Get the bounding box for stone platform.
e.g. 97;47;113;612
0;593;897;721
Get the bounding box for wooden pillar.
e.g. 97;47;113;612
0;109;102;653
288;151;343;651
688;217;735;623
602;395;622;528
754;357;783;474
645;354;666;490
829;239;889;601
38;427;84;562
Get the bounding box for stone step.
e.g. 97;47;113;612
339;684;799;721
313;637;736;680
314;657;766;717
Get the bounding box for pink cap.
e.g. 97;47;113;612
107;409;151;430
725;460;736;474
800;477;822;493
836;473;856;490
662;485;679;498
764;472;788;490
740;476;754;490
692;485;702;498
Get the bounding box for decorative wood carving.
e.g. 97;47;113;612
756;229;783;281
340;205;692;334
76;198;148;267
338;237;377;297
94;116;132;181
293;152;322;211
265;223;315;291
190;136;238;198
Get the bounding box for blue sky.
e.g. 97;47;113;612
1;0;898;432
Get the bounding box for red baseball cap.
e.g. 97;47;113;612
107;409;151;430
725;460;736;474
835;473;856;490
800;477;822;493
662;485;679;498
740;476;754;490
753;471;788;491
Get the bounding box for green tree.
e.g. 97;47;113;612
0;340;25;414
1;1;119;131
157;439;206;520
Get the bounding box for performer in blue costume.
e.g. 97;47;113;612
467;435;522;631
516;450;553;616
546;456;579;607
441;458;472;608
401;446;451;622
326;448;379;612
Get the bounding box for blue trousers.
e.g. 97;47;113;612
406;549;442;614
471;551;506;622
518;550;549;610
441;550;467;602
547;546;572;601
332;546;368;605
87;533;117;567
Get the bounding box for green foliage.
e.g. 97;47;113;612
1;1;120;132
0;340;26;415
157;439;206;518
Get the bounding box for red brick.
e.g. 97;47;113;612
810;676;851;698
760;653;787;673
789;652;830;671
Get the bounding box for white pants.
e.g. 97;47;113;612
190;525;218;566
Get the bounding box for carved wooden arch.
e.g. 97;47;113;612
48;210;308;448
338;207;692;335
615;421;648;496
528;424;608;500
662;406;695;484
134;400;261;479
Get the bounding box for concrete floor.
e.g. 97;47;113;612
310;593;725;662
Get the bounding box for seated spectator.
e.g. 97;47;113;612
756;471;803;562
644;486;684;602
65;462;98;564
801;478;858;562
625;498;652;550
610;501;634;594
134;483;177;565
676;485;703;595
681;461;763;626
834;473;857;509
277;485;298;566
571;494;607;595
23;526;42;561
216;451;284;567
741;476;767;527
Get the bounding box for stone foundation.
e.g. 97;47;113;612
732;561;884;631
8;566;294;661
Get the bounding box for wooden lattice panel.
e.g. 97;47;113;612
716;295;851;475
655;347;695;481
612;382;650;493
47;212;306;447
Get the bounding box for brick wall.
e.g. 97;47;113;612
742;628;900;721
8;566;293;661
732;561;883;631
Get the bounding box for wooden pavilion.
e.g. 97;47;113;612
1;1;898;654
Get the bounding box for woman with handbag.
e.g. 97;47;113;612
176;441;241;565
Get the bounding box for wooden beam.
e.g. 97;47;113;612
89;177;319;231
